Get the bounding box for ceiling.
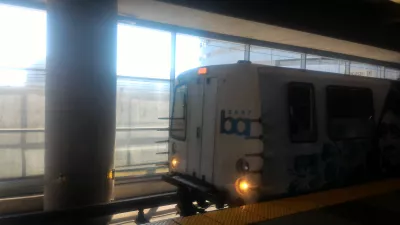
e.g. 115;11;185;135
159;0;400;52
2;0;399;53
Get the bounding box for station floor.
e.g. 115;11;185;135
143;178;400;225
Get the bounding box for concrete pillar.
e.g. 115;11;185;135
45;0;117;211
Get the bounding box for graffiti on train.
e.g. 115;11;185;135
220;109;253;137
288;140;372;194
286;81;400;195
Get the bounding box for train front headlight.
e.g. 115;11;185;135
239;180;249;192
235;178;252;195
171;157;179;169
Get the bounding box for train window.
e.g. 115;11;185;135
287;82;317;143
170;85;187;140
326;86;374;140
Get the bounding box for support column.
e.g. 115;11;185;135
45;0;117;211
345;61;351;75
300;53;306;69
244;44;251;61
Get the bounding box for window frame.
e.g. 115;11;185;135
305;55;346;74
170;83;188;141
175;33;247;77
326;85;375;141
287;82;318;143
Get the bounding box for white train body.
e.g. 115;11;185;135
166;62;400;205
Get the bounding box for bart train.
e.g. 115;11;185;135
162;62;400;215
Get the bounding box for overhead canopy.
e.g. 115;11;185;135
118;0;400;65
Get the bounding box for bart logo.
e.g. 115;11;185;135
220;110;251;137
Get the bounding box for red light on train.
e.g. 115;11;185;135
198;67;208;75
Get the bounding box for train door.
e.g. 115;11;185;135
170;84;188;173
200;78;218;183
186;79;204;176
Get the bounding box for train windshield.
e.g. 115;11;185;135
170;84;187;140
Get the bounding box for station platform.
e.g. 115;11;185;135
148;178;400;225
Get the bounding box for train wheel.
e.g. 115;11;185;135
195;196;210;209
216;202;225;209
227;197;245;208
176;187;197;217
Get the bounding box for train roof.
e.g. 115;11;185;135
175;61;396;86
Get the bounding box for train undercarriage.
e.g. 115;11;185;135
162;173;227;216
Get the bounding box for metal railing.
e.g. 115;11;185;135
0;127;170;181
0;192;177;225
0;127;169;133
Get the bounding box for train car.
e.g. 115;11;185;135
162;61;400;215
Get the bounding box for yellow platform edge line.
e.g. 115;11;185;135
204;206;266;225
174;214;221;225
160;178;400;225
